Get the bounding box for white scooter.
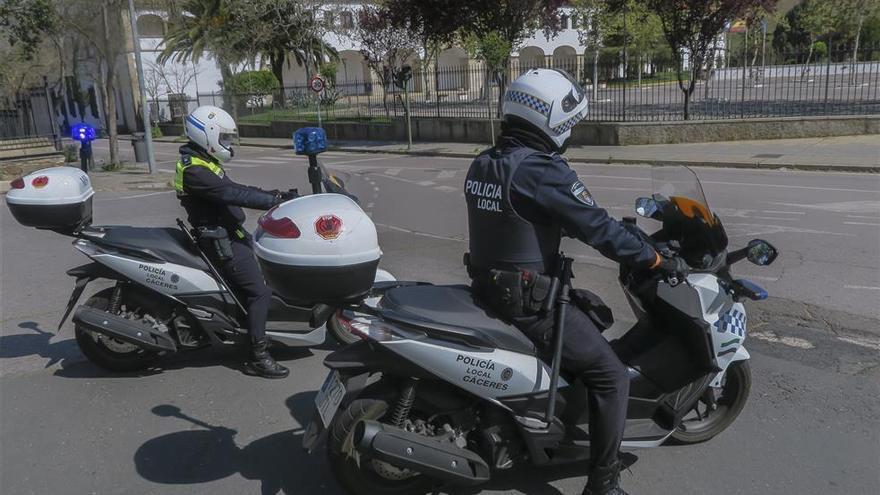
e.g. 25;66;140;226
302;165;778;495
5;128;391;371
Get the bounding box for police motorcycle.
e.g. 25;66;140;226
301;164;778;494
5;128;393;371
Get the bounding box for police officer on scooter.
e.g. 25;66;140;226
464;70;686;494
175;105;296;379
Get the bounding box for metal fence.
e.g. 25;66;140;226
156;44;880;125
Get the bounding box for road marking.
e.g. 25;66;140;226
577;174;650;182
384;168;402;176
434;185;459;193
243;157;292;163
705;181;880;194
738;275;779;282
844;285;880;290
750;331;815;349
772;200;880;213
327;156;401;166
845;214;879;219
417;180;436;186
751;216;799;221
762;210;805;215
837;335;880;351
374;222;465;242
843;221;880;226
97;191;173;201
437;170;457;180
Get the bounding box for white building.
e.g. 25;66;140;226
134;2;592;103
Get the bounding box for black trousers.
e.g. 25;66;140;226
215;237;271;344
514;305;630;470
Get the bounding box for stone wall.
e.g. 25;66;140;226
159;115;880;146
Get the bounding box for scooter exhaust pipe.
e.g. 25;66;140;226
354;420;490;485
72;307;177;352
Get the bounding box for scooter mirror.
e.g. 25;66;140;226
746;239;778;266
635;197;661;220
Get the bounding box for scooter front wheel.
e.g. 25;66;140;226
74;289;158;372
669;360;751;444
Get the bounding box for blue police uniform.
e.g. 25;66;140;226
465;135;657;471
176;144;279;345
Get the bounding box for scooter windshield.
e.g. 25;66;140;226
651;165;728;261
651;165;714;225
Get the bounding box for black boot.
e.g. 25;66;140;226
247;339;289;379
583;461;629;495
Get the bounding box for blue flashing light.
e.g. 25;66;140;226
293;127;327;155
71;123;96;143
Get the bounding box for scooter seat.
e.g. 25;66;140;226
380;284;536;355
92;226;208;270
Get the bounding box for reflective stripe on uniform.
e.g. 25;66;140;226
174;155;224;195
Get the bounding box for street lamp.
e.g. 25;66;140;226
71;123;96;173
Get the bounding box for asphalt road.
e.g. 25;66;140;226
1;142;878;494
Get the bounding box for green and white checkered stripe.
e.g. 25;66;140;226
505;90;551;116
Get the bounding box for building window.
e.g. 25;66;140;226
571;14;578;30
560;14;569;30
340;11;354;29
137;14;165;38
323;11;335;27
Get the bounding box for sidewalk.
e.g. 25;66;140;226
155;134;879;172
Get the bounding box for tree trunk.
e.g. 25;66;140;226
851;14;864;85
55;38;72;132
218;60;239;121
270;52;286;107
637;54;642;90
802;38;814;79
592;49;599;102
101;3;118;167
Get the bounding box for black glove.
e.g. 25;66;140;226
656;256;690;283
273;188;299;205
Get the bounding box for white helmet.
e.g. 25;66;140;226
184;105;239;162
502;69;588;150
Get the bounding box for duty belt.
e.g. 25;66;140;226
464;253;553;317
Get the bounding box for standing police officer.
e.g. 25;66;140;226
464;70;686;494
175;105;296;379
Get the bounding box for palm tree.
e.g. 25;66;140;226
158;0;243;116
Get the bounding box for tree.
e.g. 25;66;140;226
646;0;779;119
159;0;247;117
784;0;834;75
384;0;465;100
224;0;338;90
834;0;880;66
350;5;419;118
0;0;58;60
53;0;130;166
458;0;567;114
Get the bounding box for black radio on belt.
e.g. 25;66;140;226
196;226;234;262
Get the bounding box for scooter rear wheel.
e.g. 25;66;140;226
74;289;158;372
669;360;751;444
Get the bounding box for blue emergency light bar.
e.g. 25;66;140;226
71;123;96;143
293;127;327;155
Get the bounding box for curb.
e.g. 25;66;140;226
164;138;880;173
0;180;10;194
328;146;880;173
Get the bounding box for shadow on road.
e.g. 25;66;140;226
134;393;335;495
52;344;314;379
132;391;594;495
0;321;80;368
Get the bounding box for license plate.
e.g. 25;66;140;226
315;370;345;427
